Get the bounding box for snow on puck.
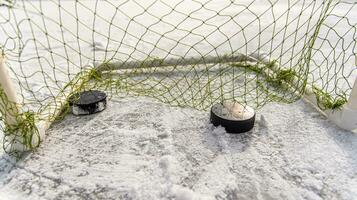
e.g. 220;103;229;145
69;90;107;115
210;101;255;133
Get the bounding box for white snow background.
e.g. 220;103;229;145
0;0;357;199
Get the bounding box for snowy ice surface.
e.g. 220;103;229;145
0;96;356;200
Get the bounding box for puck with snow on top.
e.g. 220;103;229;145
210;101;255;133
69;90;107;115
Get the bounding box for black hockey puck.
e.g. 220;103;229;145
69;90;107;115
210;101;255;133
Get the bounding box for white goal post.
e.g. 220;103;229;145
0;53;47;152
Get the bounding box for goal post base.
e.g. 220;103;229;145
249;52;357;132
328;106;357;131
304;79;357;132
3;120;48;153
327;78;357;131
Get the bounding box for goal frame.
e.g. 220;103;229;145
1;52;356;152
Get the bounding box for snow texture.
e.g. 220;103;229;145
0;96;356;200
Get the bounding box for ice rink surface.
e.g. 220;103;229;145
0;96;357;200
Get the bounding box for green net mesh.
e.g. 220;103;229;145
0;0;356;155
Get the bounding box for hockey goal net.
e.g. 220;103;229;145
0;0;356;155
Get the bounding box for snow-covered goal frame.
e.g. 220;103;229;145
0;0;356;156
